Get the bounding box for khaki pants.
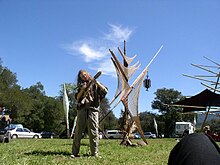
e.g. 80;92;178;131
72;107;99;156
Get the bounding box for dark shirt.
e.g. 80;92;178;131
168;133;220;165
75;83;107;109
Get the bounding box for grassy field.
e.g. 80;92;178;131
0;138;219;165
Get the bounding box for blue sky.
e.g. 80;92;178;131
0;1;220;117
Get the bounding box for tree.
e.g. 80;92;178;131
23;82;64;133
139;111;157;133
151;88;184;137
22;82;45;131
0;59;18;91
99;105;119;131
0;59;71;134
42;96;64;134
0;59;33;124
99;98;119;130
210;118;220;131
5;86;33;124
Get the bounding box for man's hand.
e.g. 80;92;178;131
81;82;87;90
76;82;88;101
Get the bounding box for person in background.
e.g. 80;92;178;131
181;128;189;138
168;133;220;165
203;125;212;136
0;105;7;129
71;70;108;158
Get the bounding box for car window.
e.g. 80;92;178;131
108;132;116;134
23;128;30;132
16;128;23;132
145;132;152;135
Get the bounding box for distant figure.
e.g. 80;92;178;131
0;105;3;115
203;125;213;137
181;129;189;138
0;106;7;129
168;133;220;165
71;70;108;158
7;115;12;126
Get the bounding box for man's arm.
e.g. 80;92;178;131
96;81;108;94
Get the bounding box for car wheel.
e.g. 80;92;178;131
12;134;18;139
5;137;10;143
33;135;39;139
0;135;5;143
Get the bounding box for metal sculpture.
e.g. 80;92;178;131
106;41;162;145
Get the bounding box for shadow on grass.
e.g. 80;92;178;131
25;150;93;158
25;150;70;156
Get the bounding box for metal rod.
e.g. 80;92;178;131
201;82;220;93
194;75;217;78
165;104;206;109
195;65;219;68
182;74;220;84
203;56;220;67
191;63;218;75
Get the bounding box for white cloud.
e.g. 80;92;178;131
65;41;108;62
103;24;134;43
89;59;117;78
64;24;134;76
78;43;106;62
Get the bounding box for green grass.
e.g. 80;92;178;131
0;138;219;165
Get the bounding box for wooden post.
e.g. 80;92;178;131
201;71;220;131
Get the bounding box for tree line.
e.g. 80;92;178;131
1;58;219;137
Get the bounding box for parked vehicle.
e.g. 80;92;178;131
175;122;195;137
5;124;23;130
106;130;123;139
133;133;141;139
144;132;156;139
41;131;57;138
8;127;42;139
211;130;220;142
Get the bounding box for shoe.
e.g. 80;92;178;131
70;155;75;158
70;154;80;158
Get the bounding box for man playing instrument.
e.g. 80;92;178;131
71;70;108;158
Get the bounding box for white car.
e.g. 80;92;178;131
8;127;42;139
106;130;123;139
144;132;156;139
5;124;23;130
